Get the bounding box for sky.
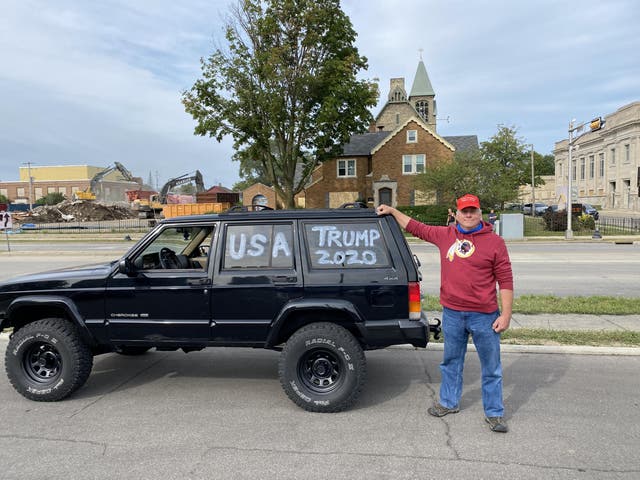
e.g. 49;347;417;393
1;0;639;189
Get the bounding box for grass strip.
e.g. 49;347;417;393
423;294;640;315
429;329;640;347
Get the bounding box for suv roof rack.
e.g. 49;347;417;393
226;204;274;213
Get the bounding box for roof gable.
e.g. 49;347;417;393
370;116;455;154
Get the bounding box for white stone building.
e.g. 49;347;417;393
553;101;639;211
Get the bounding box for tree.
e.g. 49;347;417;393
0;193;8;203
414;125;538;209
183;0;378;208
36;192;66;205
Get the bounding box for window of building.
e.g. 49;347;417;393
72;186;79;193
35;188;43;198
47;187;56;194
415;101;428;121
402;154;425;174
59;187;67;196
0;188;7;198
589;155;594;179
599;153;605;177
571;160;576;181
580;158;585;180
337;159;356;178
406;130;417;143
395;114;400;125
610;148;616;165
17;188;25;197
624;144;630;163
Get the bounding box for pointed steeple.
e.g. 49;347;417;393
409;60;435;97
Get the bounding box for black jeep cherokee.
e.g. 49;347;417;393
0;207;438;412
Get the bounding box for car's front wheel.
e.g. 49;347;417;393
5;318;93;401
278;322;366;413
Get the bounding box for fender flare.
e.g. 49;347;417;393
265;298;365;348
5;295;98;347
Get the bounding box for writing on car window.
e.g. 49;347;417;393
304;223;390;268
223;224;294;269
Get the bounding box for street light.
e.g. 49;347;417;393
566;116;604;239
527;144;535;216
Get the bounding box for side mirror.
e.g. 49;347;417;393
118;258;136;277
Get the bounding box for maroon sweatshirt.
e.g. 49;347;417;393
406;219;513;313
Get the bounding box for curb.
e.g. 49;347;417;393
1;333;638;356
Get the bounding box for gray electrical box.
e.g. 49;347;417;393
498;213;524;240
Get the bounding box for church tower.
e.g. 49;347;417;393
408;59;436;131
372;58;438;132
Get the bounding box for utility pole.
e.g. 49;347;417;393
22;162;34;211
528;145;535;216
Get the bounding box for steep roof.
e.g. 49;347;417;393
409;60;435;97
372;116;455;154
340;131;391;156
442;135;479;152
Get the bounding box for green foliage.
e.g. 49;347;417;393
36;192;66;205
0;193;8;203
535;153;555;176
182;0;378;208
576;213;595;231
542;210;566;231
397;205;450;225
413;125;539;209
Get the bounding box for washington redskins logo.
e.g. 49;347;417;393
446;239;476;262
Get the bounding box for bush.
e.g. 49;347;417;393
36;192;66;206
542;211;595;232
542;210;566;231
576;214;595;231
397;205;450;226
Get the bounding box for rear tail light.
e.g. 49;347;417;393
409;281;421;320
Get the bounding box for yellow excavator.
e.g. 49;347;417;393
74;162;135;201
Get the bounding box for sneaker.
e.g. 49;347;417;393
485;416;508;433
427;403;460;417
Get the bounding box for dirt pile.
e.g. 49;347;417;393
18;200;138;223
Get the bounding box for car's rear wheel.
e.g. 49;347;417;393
278;322;366;413
5;318;93;401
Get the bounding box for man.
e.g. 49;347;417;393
376;194;513;433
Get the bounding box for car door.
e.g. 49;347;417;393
105;223;214;345
209;220;302;345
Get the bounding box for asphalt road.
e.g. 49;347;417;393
0;342;638;479
2;241;638;297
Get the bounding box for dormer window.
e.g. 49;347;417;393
407;130;418;143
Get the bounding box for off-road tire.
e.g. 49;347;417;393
278;322;366;413
5;318;93;401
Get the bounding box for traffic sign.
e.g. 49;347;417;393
1;211;13;230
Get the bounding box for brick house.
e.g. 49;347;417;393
303;60;478;208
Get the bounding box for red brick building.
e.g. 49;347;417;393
303;60;478;208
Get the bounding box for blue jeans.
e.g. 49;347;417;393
439;307;504;417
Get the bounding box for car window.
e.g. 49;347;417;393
133;225;214;270
223;223;294;270
303;222;390;269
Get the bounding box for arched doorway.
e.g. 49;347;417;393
252;194;268;206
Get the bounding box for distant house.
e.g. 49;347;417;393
197;185;240;205
303;60;478;208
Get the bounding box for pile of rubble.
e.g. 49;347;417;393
16;200;138;223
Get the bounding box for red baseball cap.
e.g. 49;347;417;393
456;194;481;210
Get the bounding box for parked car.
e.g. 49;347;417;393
546;204;560;213
523;203;548;215
582;203;599;220
0;206;440;412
